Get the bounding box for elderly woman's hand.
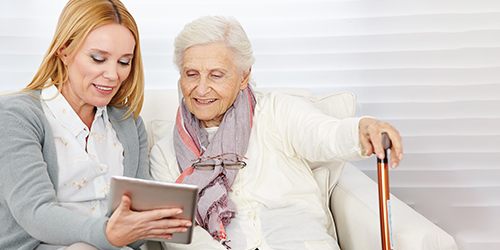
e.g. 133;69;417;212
358;117;403;169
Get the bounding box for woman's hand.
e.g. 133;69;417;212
358;117;403;169
105;195;193;247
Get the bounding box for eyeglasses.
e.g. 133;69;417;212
191;160;247;171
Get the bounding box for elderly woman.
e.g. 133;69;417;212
150;16;403;250
0;1;191;249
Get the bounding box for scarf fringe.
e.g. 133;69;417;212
203;194;235;249
222;239;232;249
202;194;236;230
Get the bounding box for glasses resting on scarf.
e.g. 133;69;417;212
191;160;247;171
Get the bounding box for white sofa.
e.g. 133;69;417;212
140;88;458;250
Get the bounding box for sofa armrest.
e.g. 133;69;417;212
331;163;458;250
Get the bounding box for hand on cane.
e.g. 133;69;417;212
358;117;403;168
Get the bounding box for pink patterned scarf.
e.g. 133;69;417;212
173;86;256;247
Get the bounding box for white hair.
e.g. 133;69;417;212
173;16;255;80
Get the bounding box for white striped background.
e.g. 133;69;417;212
1;1;499;249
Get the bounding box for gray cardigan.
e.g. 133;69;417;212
0;90;149;250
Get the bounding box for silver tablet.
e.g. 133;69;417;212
108;176;198;244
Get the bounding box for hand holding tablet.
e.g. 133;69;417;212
107;176;198;245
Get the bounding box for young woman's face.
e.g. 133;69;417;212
180;42;250;128
60;23;135;114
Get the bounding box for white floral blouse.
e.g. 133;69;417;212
41;85;124;218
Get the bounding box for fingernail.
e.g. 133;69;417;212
391;161;399;169
186;222;192;227
399;153;404;161
176;210;183;215
378;153;384;159
182;228;188;232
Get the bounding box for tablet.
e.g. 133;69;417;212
108;176;198;244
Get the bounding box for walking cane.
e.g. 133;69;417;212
378;133;394;250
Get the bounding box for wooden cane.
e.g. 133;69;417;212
378;133;394;250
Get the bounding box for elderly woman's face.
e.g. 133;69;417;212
180;42;249;128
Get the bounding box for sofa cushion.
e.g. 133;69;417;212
150;119;175;150
302;91;356;119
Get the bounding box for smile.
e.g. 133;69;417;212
196;98;216;104
93;84;113;91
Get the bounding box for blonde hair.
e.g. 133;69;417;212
173;16;255;81
25;0;144;119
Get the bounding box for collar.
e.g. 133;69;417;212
41;85;108;137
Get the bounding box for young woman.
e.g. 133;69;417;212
0;1;191;249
